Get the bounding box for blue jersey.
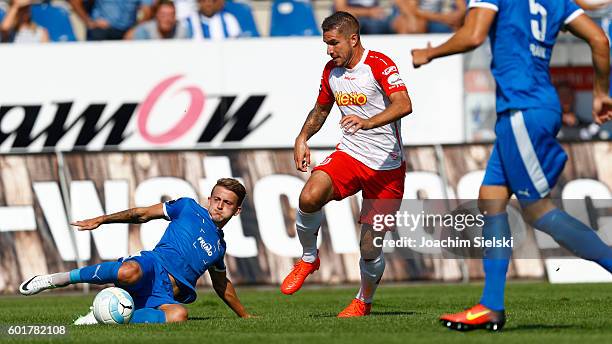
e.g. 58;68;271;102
152;197;226;303
468;0;584;113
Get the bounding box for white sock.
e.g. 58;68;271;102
296;208;322;263
356;253;385;304
50;272;71;287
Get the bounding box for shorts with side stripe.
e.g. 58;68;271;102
482;108;567;201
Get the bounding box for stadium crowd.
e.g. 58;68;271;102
1;0;611;140
0;0;467;43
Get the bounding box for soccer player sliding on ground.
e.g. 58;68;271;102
412;0;612;331
19;178;252;324
280;11;413;317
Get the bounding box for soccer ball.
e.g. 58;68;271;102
92;287;134;324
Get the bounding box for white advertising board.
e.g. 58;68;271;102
0;35;463;152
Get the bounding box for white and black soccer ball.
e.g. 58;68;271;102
92;287;134;324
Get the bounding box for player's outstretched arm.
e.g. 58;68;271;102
567;14;612;124
415;0;467;30
340;90;412;134
575;0;612;11
209;268;252;318
294;102;334;172
71;203;166;231
411;7;496;68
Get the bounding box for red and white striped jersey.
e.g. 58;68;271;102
317;50;407;171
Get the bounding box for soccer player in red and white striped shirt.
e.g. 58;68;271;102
280;11;413;317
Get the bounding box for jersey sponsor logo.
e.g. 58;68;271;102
334;92;368;106
197;236;214;256
383;66;398;76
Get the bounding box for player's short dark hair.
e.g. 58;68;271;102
214;178;246;205
321;11;360;37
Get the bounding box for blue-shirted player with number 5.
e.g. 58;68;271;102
412;0;612;332
19;178;252;324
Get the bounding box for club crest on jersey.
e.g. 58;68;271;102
334;92;367;106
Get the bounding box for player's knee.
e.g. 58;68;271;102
165;306;188;323
478;186;510;215
521;199;556;226
299;187;324;213
117;262;142;285
477;196;507;216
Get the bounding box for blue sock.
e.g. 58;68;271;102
534;208;612;272
131;308;166;324
479;213;512;312
69;261;122;285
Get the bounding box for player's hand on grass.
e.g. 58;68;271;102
592;94;612;124
71;217;103;231
241;314;257;319
294;137;311;172
340;115;372;135
411;43;433;68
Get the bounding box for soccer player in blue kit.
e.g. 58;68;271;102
19;178;252;324
412;0;612;331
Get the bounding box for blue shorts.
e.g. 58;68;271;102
117;251;179;310
482;108;567;201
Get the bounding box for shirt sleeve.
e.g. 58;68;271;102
366;52;407;97
163;197;192;221
468;0;499;12
211;257;227;272
316;61;335;106
563;0;584;25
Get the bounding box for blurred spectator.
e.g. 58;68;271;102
125;0;189;40
557;81;606;140
1;0;49;43
393;0;466;34
174;0;198;19
69;0;153;40
334;0;391;34
186;0;241;39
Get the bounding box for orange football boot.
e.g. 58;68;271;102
440;304;506;331
280;257;320;295
337;298;371;318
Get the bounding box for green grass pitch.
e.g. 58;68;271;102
1;282;611;344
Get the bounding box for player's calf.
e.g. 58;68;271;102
20;260;142;296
